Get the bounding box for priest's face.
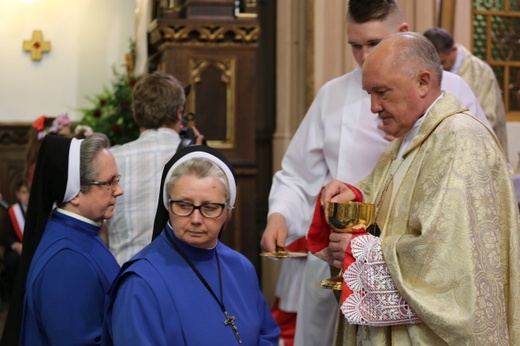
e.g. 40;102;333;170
347;16;408;67
362;38;430;138
168;174;229;249
76;149;124;222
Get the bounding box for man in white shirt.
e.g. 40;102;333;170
106;71;203;265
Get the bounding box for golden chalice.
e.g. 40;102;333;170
318;201;375;290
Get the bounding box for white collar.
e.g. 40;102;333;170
397;93;443;159
56;208;100;226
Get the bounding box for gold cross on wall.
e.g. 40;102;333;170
23;30;51;61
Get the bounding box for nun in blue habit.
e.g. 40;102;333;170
1;133;122;346
103;145;280;345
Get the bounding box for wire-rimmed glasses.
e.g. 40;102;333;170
87;174;121;191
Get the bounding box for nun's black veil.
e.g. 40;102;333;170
1;135;73;346
151;145;235;241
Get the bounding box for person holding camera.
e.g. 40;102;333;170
104;71;204;265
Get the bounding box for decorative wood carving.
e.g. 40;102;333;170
182;0;236;19
189;57;236;148
150;24;260;45
154;0;257;20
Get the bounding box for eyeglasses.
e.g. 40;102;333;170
168;200;227;218
87;174;121;191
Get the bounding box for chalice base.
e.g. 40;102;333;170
318;274;343;291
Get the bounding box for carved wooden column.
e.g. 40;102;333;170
149;0;262;270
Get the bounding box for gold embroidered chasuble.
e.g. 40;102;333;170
336;92;520;345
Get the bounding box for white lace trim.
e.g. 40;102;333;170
340;234;422;326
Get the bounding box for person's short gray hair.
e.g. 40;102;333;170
389;32;444;86
79;132;111;192
166;157;231;205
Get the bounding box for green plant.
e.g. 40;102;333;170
79;68;139;146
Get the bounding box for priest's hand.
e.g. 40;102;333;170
328;232;352;268
260;212;288;252
321;179;356;204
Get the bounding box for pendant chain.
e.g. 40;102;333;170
165;229;243;344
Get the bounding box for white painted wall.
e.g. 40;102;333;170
2;1;519;170
0;0;136;123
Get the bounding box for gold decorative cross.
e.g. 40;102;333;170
23;30;51;61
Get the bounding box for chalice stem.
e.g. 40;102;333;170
318;269;343;291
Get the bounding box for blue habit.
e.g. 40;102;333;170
21;210;120;346
103;224;280;345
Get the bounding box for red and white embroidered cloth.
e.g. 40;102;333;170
341;234;421;326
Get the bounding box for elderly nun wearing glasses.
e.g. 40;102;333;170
1;133;123;346
103;145;280;345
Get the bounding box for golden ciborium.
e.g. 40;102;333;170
318;201;375;290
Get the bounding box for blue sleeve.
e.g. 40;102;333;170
255;278;281;345
34;249;106;345
110;274;168;346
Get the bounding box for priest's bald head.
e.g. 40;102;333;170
362;32;443;138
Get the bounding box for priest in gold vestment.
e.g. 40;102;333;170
311;32;520;345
